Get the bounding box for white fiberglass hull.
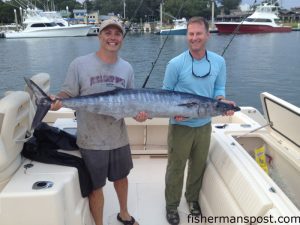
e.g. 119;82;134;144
5;25;92;38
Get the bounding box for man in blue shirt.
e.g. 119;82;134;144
163;17;235;225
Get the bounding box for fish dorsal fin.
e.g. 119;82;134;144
178;102;198;108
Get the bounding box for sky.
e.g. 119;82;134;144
242;0;300;9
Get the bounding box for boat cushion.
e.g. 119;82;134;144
0;91;31;189
209;138;273;217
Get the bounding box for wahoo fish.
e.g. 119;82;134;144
25;78;240;129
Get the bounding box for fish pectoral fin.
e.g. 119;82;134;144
177;102;198;108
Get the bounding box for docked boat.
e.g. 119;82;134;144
87;26;100;36
158;18;187;35
4;9;91;39
215;3;292;34
0;73;299;225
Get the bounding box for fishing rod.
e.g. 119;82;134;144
221;0;258;56
142;0;187;88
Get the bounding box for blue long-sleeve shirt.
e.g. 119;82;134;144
163;50;226;127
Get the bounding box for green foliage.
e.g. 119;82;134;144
0;1;17;23
52;0;82;11
91;0;161;22
216;0;241;14
164;0;212;20
0;0;242;24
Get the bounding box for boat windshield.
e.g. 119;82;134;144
56;23;65;27
46;22;58;27
31;22;57;27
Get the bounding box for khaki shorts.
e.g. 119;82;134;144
80;145;133;189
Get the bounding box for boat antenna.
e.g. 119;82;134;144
142;0;187;88
221;0;258;56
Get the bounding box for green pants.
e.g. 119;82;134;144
165;123;211;210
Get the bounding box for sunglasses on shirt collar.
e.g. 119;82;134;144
189;50;211;78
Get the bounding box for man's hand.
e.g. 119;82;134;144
219;99;236;116
134;111;149;122
50;95;63;111
49;92;70;111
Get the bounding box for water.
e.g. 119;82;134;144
0;32;300;110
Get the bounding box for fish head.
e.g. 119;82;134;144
215;101;241;114
24;77;52;130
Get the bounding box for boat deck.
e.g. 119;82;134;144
103;156;202;225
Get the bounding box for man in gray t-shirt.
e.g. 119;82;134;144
51;19;146;225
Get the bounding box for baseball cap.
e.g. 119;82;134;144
99;19;125;35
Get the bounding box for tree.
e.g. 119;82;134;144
53;0;82;11
163;0;215;21
0;1;18;24
0;0;240;24
92;0;161;21
216;0;241;14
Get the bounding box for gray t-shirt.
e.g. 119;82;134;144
61;53;134;150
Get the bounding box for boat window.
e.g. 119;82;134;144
57;23;65;27
45;23;57;27
245;18;255;22
31;23;46;27
253;19;272;23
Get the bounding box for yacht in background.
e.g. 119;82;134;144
215;3;291;34
158;18;187;35
87;26;100;36
5;9;92;39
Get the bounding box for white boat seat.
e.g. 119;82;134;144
200;135;273;221
0;159;91;225
125;118;169;154
0;91;31;191
25;72;50;100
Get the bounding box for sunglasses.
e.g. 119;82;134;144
189;50;211;78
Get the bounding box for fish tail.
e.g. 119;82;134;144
24;77;52;130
